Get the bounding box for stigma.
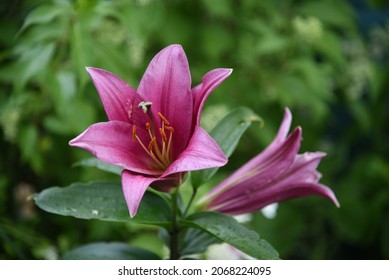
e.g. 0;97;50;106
138;101;153;114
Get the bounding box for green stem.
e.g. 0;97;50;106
183;186;197;218
169;189;180;260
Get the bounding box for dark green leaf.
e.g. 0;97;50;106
33;181;172;227
181;212;279;259
73;158;123;175
194;107;262;184
180;227;221;256
62;242;161;260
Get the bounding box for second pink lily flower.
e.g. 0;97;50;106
202;108;340;215
70;45;232;217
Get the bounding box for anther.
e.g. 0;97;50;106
145;122;151;130
132;125;137;141
158;112;170;125
159;128;167;142
165;126;174;133
148;137;156;151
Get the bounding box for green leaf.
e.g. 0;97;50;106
16;4;66;36
62;242;161;260
180;227;221;256
158;227;221;257
298;0;356;31
10;43;56;89
194;107;262;184
73;158;123;175
33;181;172;227
181;212;279;260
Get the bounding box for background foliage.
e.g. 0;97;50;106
1;0;388;259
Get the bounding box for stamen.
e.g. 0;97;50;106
165;126;174;133
159;128;167;142
132;125;137;141
132;110;174;170
148;137;156;151
158;112;170;125
166;130;173;162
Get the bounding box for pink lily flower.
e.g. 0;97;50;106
69;45;232;217
202;108;340;215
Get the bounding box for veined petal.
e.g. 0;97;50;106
192;68;233;127
121;171;160;218
272;108;292;144
163;126;227;176
206;127;302;202
281;152;326;184
137;44;193;155
86;67;136;122
209;182;340;215
69;121;162;175
214;109;295;188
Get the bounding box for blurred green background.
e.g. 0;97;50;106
1;0;388;259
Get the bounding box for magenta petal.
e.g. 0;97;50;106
207;127;302;202
69;121;161;175
137;45;193;155
219;109;295;183
163;126;227;176
86;67;136;122
273;108;292;145
192;68;233;127
203;107;339;215
281;152;326;184
121;171;159;218
211;183;340;215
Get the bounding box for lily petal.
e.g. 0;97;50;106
86;67;136;122
69;121;162;175
217;109;295;186
163;126;227;176
280;152;326;184
207;127;302;202
210;183;340;215
192;68;233;127
203;107;339;215
137;44;193;155
121;170;160;218
273;108;292;144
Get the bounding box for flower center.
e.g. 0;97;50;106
132;102;174;171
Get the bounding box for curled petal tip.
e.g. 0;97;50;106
68;135;80;147
332;195;341;208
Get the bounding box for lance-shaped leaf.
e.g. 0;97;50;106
180;212;279;260
62;242;161;260
33;181;172;227
193;107;263;185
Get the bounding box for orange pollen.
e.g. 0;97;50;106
159;128;167;142
165;126;174;133
158;112;170;125
131;109;175;171
148;137;156;151
132;125;137;141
